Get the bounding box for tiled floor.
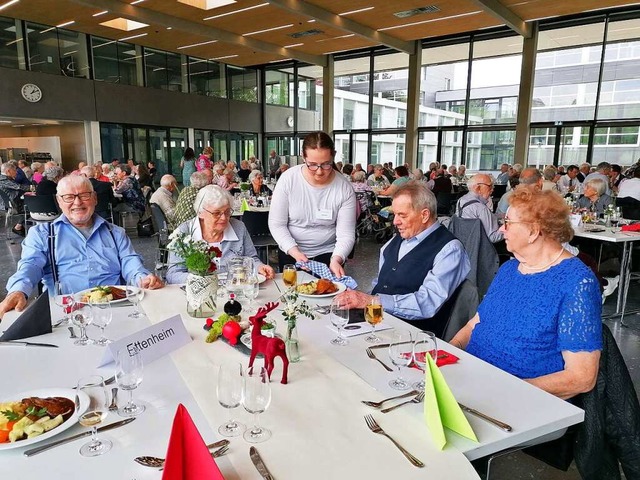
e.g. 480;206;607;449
0;230;638;479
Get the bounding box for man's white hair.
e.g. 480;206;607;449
57;175;94;193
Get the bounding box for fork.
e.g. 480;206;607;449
134;443;229;469
361;390;419;408
366;348;393;372
381;392;425;413
364;415;424;468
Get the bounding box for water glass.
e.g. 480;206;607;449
242;366;272;443
329;298;349;346
76;375;112;457
72;303;94;346
412;331;438;391
217;362;246;437
91;302;113;346
115;348;145;417
388;329;413;390
127;277;144;318
244;274;260;313
364;297;383;343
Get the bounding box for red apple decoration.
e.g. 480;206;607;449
222;321;243;345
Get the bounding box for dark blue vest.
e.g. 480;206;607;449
372;224;460;338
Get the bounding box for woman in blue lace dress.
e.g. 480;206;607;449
451;188;602;399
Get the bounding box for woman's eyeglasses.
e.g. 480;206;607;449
203;208;234;219
502;217;534;230
305;162;333;171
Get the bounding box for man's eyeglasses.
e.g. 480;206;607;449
203;208;234;219
477;183;494;190
58;192;93;204
305;162;333;171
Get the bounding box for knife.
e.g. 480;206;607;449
0;341;59;348
458;403;513;432
24;418;135;457
249;446;275;480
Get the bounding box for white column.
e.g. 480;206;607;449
83;121;102;165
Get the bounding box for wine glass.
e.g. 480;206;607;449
364;296;383;343
329;298;349;346
244;273;260;313
388;329;413;390
53;281;72;326
76;375;112;457
72;302;94;346
91;302;113;346
126;277;144;318
115;348;146;417
610;210;621;233
282;264;297;288
412;331;438;391
242;366;272;443
217;362;246;437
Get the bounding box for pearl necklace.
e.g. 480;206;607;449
521;248;565;272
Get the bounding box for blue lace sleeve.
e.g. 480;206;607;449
557;272;602;352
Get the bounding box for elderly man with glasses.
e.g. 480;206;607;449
0;175;163;321
455;173;504;243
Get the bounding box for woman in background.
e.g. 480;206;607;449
181;147;196;186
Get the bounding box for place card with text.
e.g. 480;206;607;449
97;314;192;367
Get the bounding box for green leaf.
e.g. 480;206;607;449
1;409;20;421
25;406;48;417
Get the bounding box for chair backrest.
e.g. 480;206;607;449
442;280;479;342
149;203;169;245
492;184;508;199
242;210;271;237
23;194;59;214
616;196;640;220
95;190;112;214
0;189;10;211
436;192;454;216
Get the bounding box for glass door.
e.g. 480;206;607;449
169;128;188;181
149;128;169;177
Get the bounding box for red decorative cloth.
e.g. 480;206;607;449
409;350;460;368
621;223;640;232
162;404;225;480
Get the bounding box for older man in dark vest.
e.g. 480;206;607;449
336;182;470;336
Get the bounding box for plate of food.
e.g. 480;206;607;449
0;388;89;450
78;285;142;304
295;279;347;298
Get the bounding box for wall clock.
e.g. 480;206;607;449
21;83;42;103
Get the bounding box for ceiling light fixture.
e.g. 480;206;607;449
378;10;482;31
316;33;354;42
57;20;75;28
100;18;149;31
131;0;145;4
120;32;148;41
93;10;108;16
178;0;236;11
307;19;315;23
177;39;218;49
210;54;238;60
203;2;267;21
0;0;19;12
0;120;12;123
339;6;374;16
243;24;293;36
283;43;303;48
12;124;25;127
166;26;172;30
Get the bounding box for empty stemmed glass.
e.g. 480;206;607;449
412;331;438;391
91;302;113;346
217;362;246;437
126;277;144;318
388;329;413;390
53;281;73;326
76;375;112;457
242;366;272;443
115;348;146;417
329;298;349;346
72;302;94;346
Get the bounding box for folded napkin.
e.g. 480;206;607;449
411;350;459;368
240;198;250;212
162;404;224;480
294;260;358;289
0;292;51;341
621;223;640;232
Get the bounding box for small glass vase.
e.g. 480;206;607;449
186;272;218;318
285;320;300;363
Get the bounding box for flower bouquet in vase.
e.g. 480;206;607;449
168;230;222;318
280;288;316;362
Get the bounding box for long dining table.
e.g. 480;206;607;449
0;272;585;479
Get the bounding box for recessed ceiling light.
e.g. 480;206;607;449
307;19;315;23
120;32;148;41
0;0;19;12
378;11;481;31
93;10;108;17
316;33;354;42
12;124;25;127
100;18;149;31
177;39;218;49
203;2;267;21
166;26;172;30
243;24;293;36
57;20;75;28
210;54;238;60
338;6;374;15
0;120;12;123
283;43;303;48
131;0;144;4
178;0;236;10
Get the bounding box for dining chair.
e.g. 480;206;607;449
241;210;277;266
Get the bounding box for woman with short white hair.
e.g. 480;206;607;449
166;185;275;284
576;178;612;215
248;170;272;197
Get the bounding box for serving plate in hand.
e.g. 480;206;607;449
297;282;347;299
0;388;89;451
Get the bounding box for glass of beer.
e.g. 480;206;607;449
282;264;297;288
364;296;383;343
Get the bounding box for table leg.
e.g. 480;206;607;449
603;241;640;322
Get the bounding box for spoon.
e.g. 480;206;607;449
134;442;229;468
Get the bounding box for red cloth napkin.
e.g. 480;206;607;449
408;350;460;368
62;297;82;314
162;404;225;480
621;223;640;232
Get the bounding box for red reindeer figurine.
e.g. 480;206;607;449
248;302;289;384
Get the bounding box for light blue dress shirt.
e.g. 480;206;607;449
372;221;470;320
7;214;149;296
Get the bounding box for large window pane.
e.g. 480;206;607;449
373;53;409;129
417;130;439;170
558;126;591;166
528;127;556;167
145;48;168;90
265;70;290;106
372;133;406;168
532;23;605;122
166;52;183;92
26;22;61;75
117;43;139;86
334;57;370;129
58;29;89;78
466;129;515;170
354;133;369;165
229;66;257;102
592;125;640;165
298;65;323;131
334;133;350;164
442;129;464;167
100;123;125;163
0;16;20;69
92;37;119;82
188;58;226;96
